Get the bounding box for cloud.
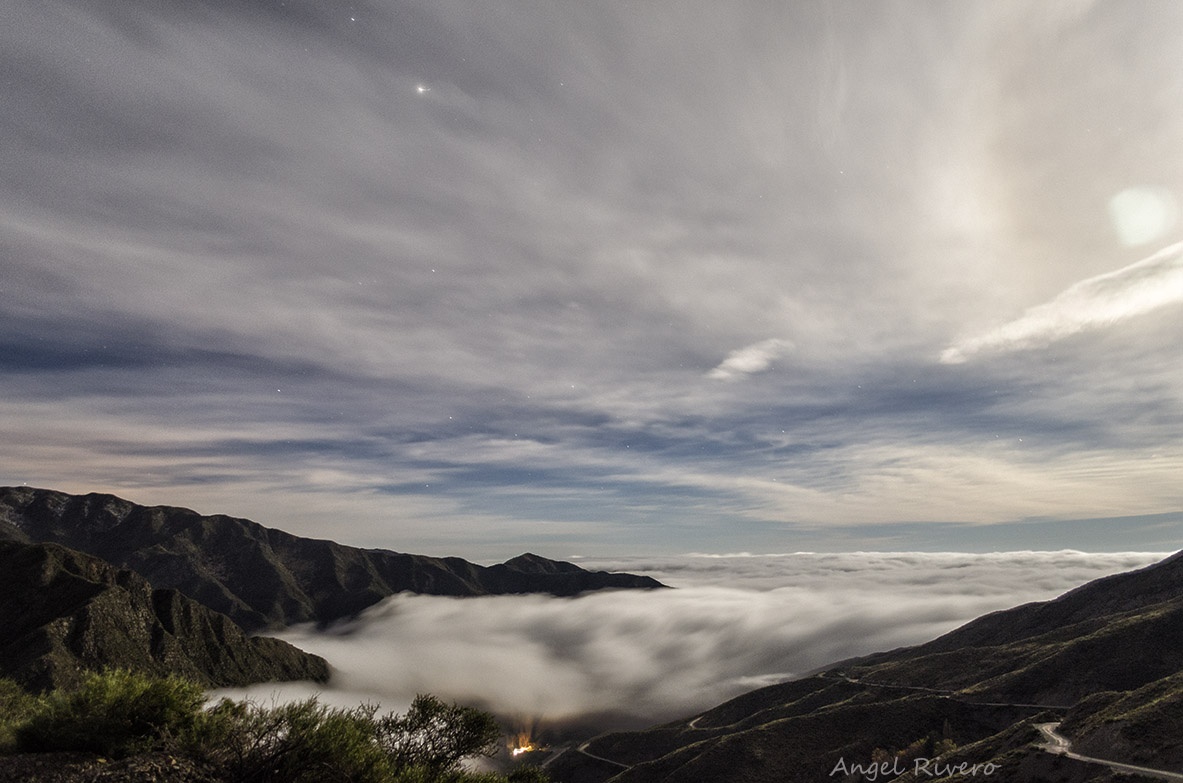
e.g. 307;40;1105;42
220;551;1167;735
941;242;1183;363
3;1;1183;557
707;338;792;380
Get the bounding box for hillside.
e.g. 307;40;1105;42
836;551;1183;706
0;486;665;631
547;550;1183;783
0;539;329;693
1059;670;1183;771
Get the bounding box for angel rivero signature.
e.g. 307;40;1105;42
829;756;999;780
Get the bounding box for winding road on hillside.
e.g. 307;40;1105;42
574;741;632;770
822;675;1183;780
1036;722;1183;782
818;671;1071;709
541;741;633;773
552;677;1183;780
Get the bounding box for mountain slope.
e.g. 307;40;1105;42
548;549;1183;783
838;554;1183;706
0;486;665;631
872;549;1183;655
1059;670;1183;770
0;539;329;693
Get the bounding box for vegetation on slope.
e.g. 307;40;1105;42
0;670;549;783
1060;670;1183;770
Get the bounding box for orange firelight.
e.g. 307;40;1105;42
510;731;542;756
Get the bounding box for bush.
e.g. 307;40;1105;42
203;693;509;783
2;673;546;783
378;694;501;775
16;669;207;758
0;679;37;753
207;698;393;783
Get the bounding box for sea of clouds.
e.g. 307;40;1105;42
216;551;1167;736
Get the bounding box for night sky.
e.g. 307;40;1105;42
3;1;1182;558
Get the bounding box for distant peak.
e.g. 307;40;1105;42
502;553;586;574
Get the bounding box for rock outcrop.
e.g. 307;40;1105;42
0;539;329;693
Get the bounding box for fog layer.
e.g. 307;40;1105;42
219;551;1165;730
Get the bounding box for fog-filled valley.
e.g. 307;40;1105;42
217;551;1165;742
5;0;1183;779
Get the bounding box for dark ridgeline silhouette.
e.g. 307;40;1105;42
0;486;666;632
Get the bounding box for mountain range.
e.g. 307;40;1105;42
0;486;662;693
547;551;1183;783
3;485;1179;782
0;486;665;632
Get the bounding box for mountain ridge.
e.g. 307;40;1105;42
0;486;665;632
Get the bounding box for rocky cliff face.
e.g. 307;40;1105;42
0;539;329;693
0;486;666;632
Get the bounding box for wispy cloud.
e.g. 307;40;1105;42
942;242;1183;363
707;338;792;380
2;1;1183;556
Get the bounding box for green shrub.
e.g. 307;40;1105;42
0;679;37;753
378;694;501;775
208;697;393;783
16;669;207;758
505;767;552;783
2;673;546;783
197;694;525;783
